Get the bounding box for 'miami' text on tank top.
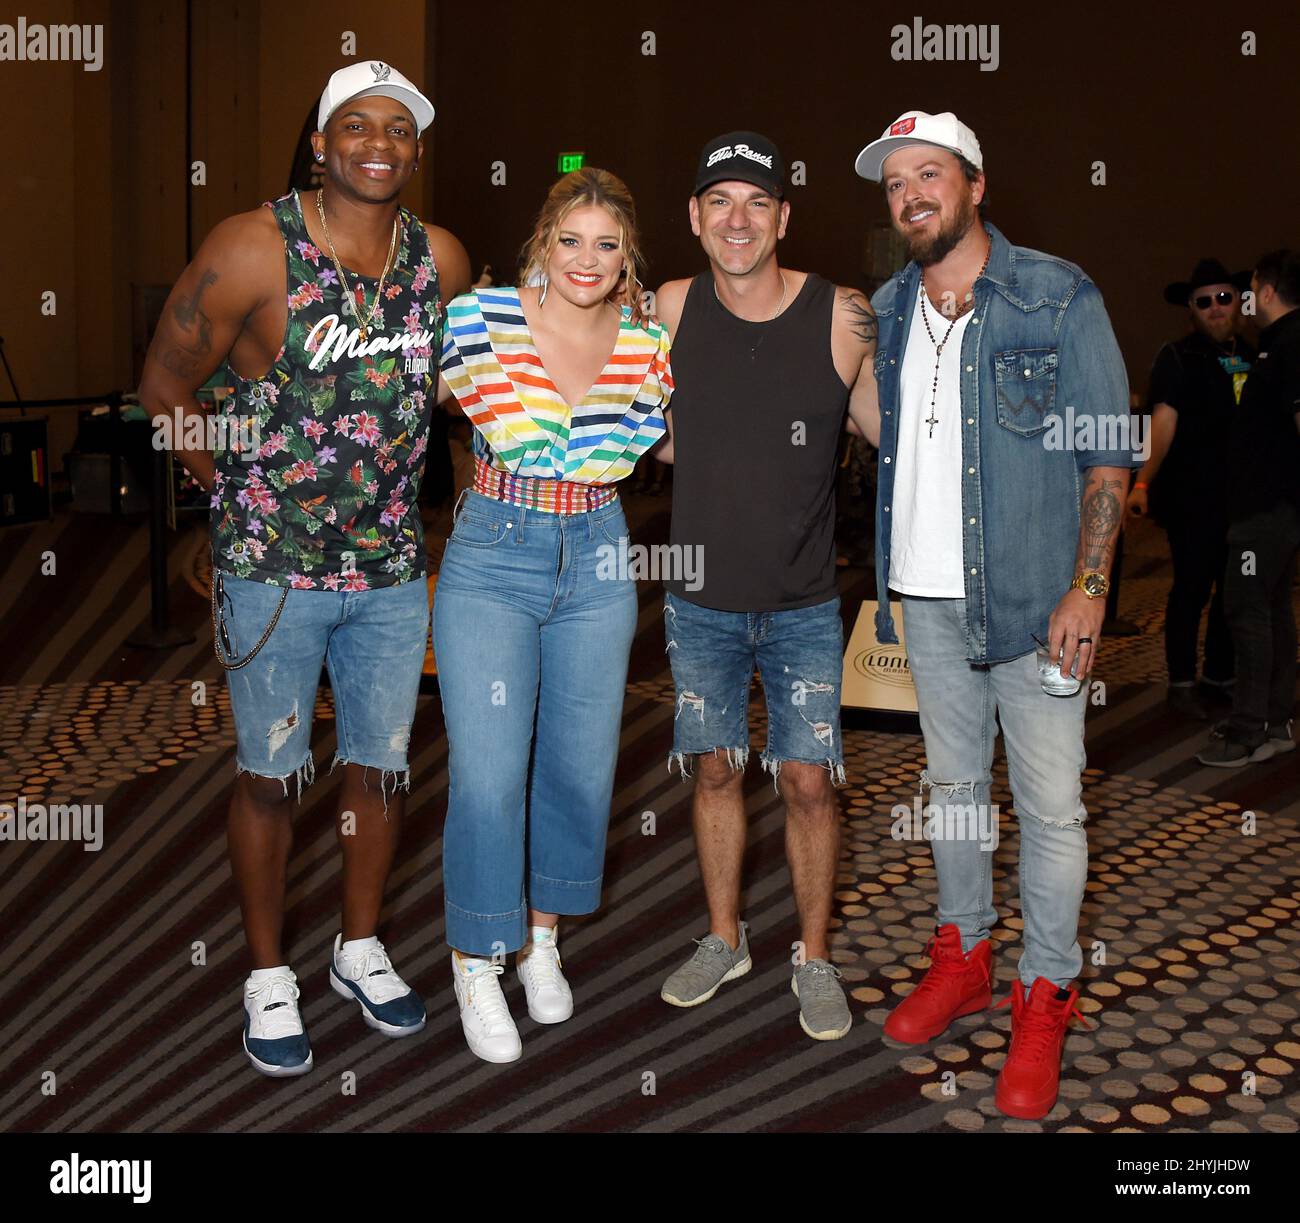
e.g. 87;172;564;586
210;189;444;590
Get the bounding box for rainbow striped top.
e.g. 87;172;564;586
440;288;672;492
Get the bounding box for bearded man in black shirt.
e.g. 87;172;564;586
1129;258;1253;720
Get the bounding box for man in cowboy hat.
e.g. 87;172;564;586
1199;249;1300;767
1128;258;1254;720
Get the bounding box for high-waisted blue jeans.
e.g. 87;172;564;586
431;491;638;956
900;594;1089;988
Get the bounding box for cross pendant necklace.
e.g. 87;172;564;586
917;237;991;438
918;289;957;439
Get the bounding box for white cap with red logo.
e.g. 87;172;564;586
854;111;982;182
317;61;435;136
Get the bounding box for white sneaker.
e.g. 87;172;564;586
243;967;313;1077
516;929;574;1024
329;933;426;1037
452;953;522;1063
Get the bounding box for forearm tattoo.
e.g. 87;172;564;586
1078;474;1125;572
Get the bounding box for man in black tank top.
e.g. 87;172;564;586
652;132;882;1040
140;62;470;1078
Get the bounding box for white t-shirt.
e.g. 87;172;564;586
889;289;970;597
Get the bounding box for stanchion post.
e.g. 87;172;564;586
108;391;122;516
125;425;196;651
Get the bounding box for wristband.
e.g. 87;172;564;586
1133;481;1149;490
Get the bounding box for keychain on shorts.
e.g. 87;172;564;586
211;569;289;671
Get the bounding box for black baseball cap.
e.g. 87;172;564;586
694;131;785;199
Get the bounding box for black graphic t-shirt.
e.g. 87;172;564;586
1146;330;1253;523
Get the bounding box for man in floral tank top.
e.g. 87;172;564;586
140;62;470;1077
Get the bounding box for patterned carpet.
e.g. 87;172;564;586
1;494;1297;1133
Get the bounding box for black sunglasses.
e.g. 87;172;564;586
1193;290;1235;309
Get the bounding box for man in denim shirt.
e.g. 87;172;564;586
854;111;1138;1119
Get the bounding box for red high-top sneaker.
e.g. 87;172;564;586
994;977;1091;1120
883;924;992;1044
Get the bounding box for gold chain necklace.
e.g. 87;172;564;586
315;189;398;342
713;271;788;321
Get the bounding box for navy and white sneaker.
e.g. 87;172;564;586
329;934;426;1037
243;968;313;1077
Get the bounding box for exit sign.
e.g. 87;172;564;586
557;151;585;173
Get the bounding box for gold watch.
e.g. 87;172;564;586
1071;571;1109;599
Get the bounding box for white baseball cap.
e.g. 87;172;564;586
854;111;982;182
317;61;435;136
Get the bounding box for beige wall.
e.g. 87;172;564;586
0;0;85;462
14;0;1295;478
0;0;430;472
256;0;426;213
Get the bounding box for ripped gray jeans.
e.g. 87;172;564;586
900;594;1089;989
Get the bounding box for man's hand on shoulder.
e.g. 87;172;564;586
834;286;878;355
835;286;881;447
653;278;691;341
423;224;472;306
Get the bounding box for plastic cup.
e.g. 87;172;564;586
1036;642;1082;697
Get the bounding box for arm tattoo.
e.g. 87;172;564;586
161;269;217;378
840;292;878;347
1080;475;1124;571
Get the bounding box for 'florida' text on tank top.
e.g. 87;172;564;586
304;313;437;373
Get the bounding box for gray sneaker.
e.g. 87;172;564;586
661;922;751;1007
1266;719;1296;755
1197;735;1272;767
791;959;852;1040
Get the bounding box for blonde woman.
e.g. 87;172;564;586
433;168;672;1061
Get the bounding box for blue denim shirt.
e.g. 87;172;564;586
870;223;1136;665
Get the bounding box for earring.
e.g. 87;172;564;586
538;275;549;306
315;152;324;162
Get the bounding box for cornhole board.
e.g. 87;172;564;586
841;598;921;733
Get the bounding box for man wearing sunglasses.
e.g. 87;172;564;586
1199;249;1300;767
1128;259;1253;721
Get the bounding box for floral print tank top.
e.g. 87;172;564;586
210;189;444;589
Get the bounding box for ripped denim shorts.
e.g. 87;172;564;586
663;590;846;786
219;571;428;800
